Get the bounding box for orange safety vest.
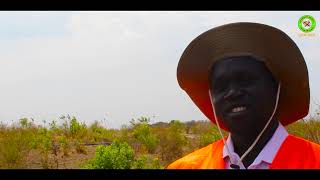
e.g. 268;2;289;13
167;135;320;169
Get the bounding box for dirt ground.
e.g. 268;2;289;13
24;145;98;169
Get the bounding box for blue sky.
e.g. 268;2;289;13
0;11;72;40
0;11;319;128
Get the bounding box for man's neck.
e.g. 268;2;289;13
231;120;279;168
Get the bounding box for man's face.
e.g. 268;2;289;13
209;56;278;136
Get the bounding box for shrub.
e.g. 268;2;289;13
132;155;162;169
88;121;115;143
0;128;34;168
19;118;33;129
286;119;320;144
133;155;148;169
75;140;87;154
36;128;53;169
132;123;158;154
198;132;221;148
70;117;87;138
151;157;162;169
128;117;159;154
58;135;70;156
157;120;187;163
85;140;134;169
60;115;87;139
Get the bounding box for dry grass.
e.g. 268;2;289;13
286;118;320;144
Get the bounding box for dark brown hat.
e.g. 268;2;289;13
177;22;310;130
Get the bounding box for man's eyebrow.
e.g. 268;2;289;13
213;68;257;81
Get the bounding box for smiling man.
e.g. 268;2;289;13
167;22;320;169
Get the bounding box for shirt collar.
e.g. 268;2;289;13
222;122;289;165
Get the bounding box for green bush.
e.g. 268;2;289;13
85;140;135;169
157;120;188;163
128;117;159;154
133;155;148;169
88;121;115;143
286;119;320;144
34;127;54;169
58;135;70;156
168;120;187;147
132;155;162;169
151;157;162;169
60;115;87;139
132;123;158;153
0;128;34;168
199;132;220;148
19;118;32;129
70;117;87;138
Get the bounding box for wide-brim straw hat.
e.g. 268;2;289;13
177;22;310;131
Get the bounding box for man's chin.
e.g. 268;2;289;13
223;121;257;136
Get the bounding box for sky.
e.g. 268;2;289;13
0;11;319;129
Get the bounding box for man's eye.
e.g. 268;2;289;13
214;83;227;93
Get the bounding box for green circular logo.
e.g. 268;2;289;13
298;15;316;33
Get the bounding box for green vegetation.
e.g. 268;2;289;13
131;117;158;154
85;140;134;169
0;114;319;169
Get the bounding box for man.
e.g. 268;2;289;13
167;22;320;169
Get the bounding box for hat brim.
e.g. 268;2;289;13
177;22;310;131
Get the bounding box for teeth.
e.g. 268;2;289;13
232;106;246;113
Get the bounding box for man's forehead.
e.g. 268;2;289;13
215;56;263;67
209;56;277;84
210;56;268;74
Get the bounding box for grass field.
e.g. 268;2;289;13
0;114;319;169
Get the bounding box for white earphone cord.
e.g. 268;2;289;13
208;82;281;169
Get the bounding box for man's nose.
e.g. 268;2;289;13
223;87;244;100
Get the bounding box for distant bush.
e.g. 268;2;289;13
157;120;187;163
131;117;158;154
60;115;87;139
198;132;220;148
189;120;217;134
19;118;34;129
118;125;133;143
286;119;320;144
87;121;115;143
